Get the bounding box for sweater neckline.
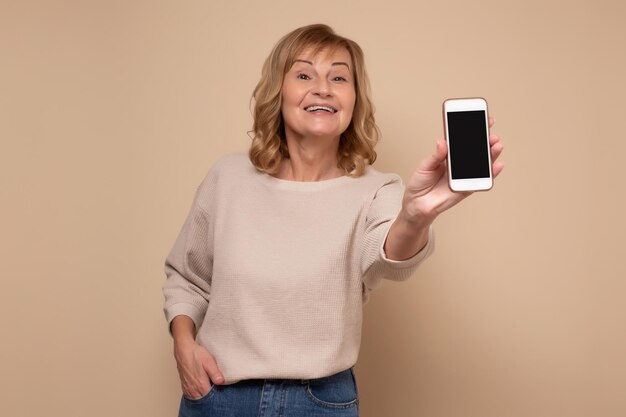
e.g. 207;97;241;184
254;170;355;191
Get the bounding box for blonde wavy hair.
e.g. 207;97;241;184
249;24;380;177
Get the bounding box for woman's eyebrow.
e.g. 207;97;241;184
332;62;350;71
293;59;350;71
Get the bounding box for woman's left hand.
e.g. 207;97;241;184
382;118;504;261
402;117;504;224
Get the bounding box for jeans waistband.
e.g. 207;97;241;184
297;366;353;384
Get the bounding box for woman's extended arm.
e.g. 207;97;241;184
384;118;504;261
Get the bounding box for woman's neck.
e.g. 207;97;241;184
276;136;344;182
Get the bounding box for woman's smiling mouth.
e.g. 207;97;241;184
304;105;337;113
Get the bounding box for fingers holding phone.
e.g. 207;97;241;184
489;131;505;178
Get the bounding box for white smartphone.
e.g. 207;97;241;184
442;97;493;192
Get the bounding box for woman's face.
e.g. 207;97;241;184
281;47;356;143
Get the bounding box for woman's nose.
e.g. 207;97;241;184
312;78;331;97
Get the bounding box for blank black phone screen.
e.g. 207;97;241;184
447;110;490;179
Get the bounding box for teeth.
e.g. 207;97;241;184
305;105;336;113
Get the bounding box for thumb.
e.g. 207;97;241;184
418;139;447;172
201;354;225;385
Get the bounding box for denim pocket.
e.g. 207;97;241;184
182;384;216;404
306;368;359;409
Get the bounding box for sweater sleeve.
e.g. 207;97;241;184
361;176;435;294
162;175;215;335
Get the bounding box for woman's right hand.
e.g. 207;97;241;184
171;315;224;400
174;340;224;399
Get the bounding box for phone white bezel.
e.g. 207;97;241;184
443;97;493;192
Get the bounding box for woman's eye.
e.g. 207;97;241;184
297;73;310;80
333;76;347;82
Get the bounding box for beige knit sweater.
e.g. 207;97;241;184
162;153;434;384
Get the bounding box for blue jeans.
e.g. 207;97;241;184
179;367;359;417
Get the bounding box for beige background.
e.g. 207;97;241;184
1;0;625;416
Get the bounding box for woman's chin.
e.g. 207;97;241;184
302;127;345;139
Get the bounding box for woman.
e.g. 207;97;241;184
163;24;503;417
